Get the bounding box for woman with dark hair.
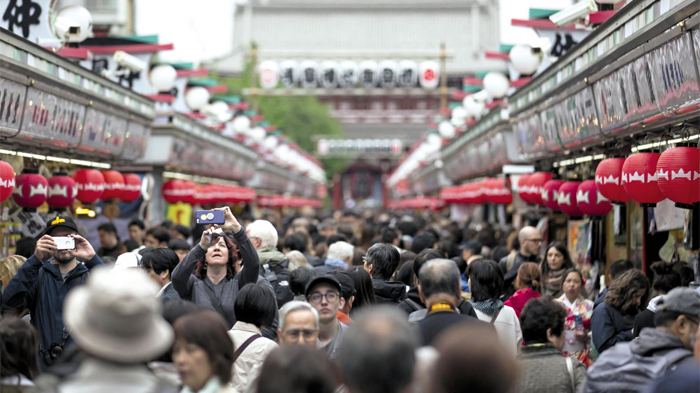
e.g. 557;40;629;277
468;259;522;357
256;346;337;393
0;317;40;392
172;207;260;329
556;269;594;367
347;266;376;316
518;297;586;392
173;310;235;393
632;261;682;338
504;262;541;318
230;283;279;392
289;267;316;301
591;269;649;354
541;242;574;297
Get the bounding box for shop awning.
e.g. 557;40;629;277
387;197;444;211
257;195;323;208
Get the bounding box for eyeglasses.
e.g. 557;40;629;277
685;315;700;326
283;329;318;339
308;292;340;304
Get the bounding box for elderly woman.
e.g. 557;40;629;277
172;207;260;328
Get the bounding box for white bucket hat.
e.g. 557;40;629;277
64;267;173;363
112;251;143;271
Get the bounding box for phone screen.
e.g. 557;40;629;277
53;236;75;250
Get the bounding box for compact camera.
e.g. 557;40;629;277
53;236;75;250
196;210;225;225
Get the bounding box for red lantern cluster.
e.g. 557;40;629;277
101;170;125;200
482;178;513;205
516;172;552;205
258;195;324;209
516;174;532;203
595;158;630;204
47;174;77;208
0;161;15;203
542;180;565;210
73;169;105;203
557;181;583;216
576;180;612;216
184;183;256;206
121;174;142;202
13;172;48;208
622;152;665;207
162;180;195;204
656;146;700;208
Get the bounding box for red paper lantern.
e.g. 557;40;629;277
622;152;665;207
542;180;565;210
517;174;532;203
101;170;125;200
121;174;142;202
484;178;513;205
13;172;48;208
576;180;612;216
162;180;188;204
527;172;553;206
181;181;196;205
595;158;630;203
47;174;77;208
73;169;105;203
0;160;15;203
656;147;700;208
557;181;583;216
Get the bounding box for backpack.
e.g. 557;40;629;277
582;342;693;393
261;260;294;308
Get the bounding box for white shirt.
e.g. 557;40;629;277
474;305;523;358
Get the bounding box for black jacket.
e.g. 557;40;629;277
418;311;485;346
591;302;635;354
633;309;656;338
2;254;104;368
500;253;541;299
398;287;478;318
161;283;181;303
372;278;407;304
594;288;608;309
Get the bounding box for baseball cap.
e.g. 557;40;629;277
327;271;356;300
657;287;700;317
305;275;342;297
44;216;79;236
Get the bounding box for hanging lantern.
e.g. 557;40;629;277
517;174;533;203
622;152;665;207
656;146;700;208
577;180;612;216
47;174;77;208
181;181;196;205
542;180;566;210
13;172;48;208
527;172;553;206
121;174;142;202
73;169;104;203
595;158;630;204
101;170;125;200
485;178;513;205
557;181;583;216
418;60;439;89
0;160;15;203
162;180;188;204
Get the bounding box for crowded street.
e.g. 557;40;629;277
1;0;700;392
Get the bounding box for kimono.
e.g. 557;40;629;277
557;294;594;367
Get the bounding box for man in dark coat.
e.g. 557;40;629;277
141;248;181;303
499;226;542;299
2;216;104;369
363;243;406;304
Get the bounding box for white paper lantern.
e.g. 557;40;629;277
378;60;399;88
509;45;541;76
338;61;359;88
279;60;298;88
419;60;440;89
426;134;442;151
250;126;267;142
149;65;177;92
398;60;418;87
204;101;233;123
299;60;319;88
438;121;456;139
263;136;278;150
275;144;291;158
55;6;93;43
319;61;339;89
359;61;379;88
463;96;485;117
483;72;510;99
451;106;467;122
259;60;280;89
232;116;251;133
185;87;210;111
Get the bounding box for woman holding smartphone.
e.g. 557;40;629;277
172;207;261;328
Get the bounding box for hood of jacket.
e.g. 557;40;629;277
630;328;688;357
373;279;407;303
646;295;665;312
257;246;286;266
406;286;422;304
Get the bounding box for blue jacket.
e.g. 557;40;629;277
2;254;104;364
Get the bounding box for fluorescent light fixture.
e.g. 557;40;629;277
631;134;700;152
0;149;110;169
69;159;111;169
163;171;241;187
502;165;535;174
555;154;605;167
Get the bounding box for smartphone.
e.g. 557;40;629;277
205;228;224;243
53;236;75;250
196;210;225;225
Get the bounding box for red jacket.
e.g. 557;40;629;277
504;288;541;319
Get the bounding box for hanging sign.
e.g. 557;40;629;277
21;87;86;147
0;0;54;43
647;32;700;113
0;76;26;137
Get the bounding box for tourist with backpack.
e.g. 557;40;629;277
582;287;700;392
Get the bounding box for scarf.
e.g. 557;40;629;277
544;268;566;293
471;298;504;317
257;246;286;266
325;258;349;270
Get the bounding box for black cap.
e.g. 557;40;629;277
44;216;79;236
305;275;342;297
327;271;356;300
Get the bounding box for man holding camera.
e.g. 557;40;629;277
2;216;105;369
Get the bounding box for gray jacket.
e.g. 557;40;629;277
517;346;585;393
629;328;696;368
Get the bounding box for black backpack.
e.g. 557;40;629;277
261;260;294;308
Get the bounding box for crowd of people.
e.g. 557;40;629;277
0;207;699;393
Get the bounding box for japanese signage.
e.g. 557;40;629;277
317;138;403;157
22;87;86;147
1;0;53;43
0;75;25;137
647;32;700;113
